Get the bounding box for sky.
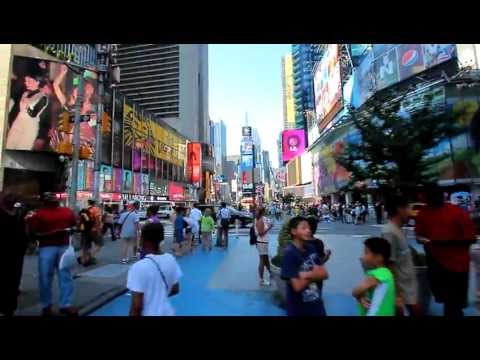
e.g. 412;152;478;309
208;44;291;168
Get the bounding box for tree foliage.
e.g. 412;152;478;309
335;87;465;193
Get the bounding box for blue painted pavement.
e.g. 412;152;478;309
90;233;285;316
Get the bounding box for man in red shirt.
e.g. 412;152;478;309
415;184;476;317
28;192;78;316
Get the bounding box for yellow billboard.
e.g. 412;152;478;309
123;102;185;166
284;54;296;127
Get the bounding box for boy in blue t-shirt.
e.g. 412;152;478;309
281;216;329;316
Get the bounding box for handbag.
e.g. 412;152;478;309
59;233;77;270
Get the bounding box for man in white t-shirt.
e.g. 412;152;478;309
127;222;182;316
118;201;140;264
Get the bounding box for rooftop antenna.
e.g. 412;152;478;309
245;112;249;126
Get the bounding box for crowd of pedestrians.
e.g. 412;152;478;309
1;182;478;317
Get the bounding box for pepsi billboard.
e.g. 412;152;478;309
397;44;426;81
352;44;457;108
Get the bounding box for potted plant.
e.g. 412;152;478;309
409;246;432;314
270;219;292;307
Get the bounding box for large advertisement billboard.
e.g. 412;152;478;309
352;44;457;108
7;56;98;157
374;48;399;90
313;44;342;130
123;170;133;193
241;140;254;155
283;54;296;127
241;154;254;169
100;165;113;193
282;129;306;163
113;168;122;193
186;142;202;186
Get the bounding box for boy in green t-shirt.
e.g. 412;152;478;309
352;237;396;316
200;208;215;251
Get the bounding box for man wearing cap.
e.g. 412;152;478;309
27;192;78;316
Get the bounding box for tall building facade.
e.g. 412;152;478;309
281;54;296;130
211;120;227;176
115;44;209;143
292;44;315;131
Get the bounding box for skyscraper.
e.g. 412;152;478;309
115;44;209;142
281;54;296;130
212;120;227;176
292;44;315;131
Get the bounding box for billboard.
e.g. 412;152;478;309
168;182;185;201
397;44;426;81
374;48;399;90
242;126;252;137
112;92;123;168
134;172;142;194
283;54;296;127
300;152;313;184
282;129;306;163
187;142;202;186
352;44;457;109
6;56;98;157
312;126;359;195
100;165;113;193
241;140;254;155
241;154;254;169
141;174;149;195
123;170;133;193
113;168;122;193
423;44;456;69
351;51;375;108
313;44;342;129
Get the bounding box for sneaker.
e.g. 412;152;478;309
120;258;128;264
263;279;271;286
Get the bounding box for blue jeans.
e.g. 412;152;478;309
38;246;74;309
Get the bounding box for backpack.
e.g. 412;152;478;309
79;209;95;233
249;226;257;246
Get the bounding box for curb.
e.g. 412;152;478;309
79;285;128;316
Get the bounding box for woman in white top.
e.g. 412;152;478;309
255;206;273;286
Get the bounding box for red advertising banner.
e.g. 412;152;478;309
168;182;185;201
187;142;202;186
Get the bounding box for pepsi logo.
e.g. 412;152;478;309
401;49;418;67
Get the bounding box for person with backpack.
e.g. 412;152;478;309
127;222;182;316
102;205;116;242
118;201;140;264
255;206;274;286
200;208;215;251
218;202;231;248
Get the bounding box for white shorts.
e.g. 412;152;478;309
256;242;269;256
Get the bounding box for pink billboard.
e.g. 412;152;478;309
282;129;306;163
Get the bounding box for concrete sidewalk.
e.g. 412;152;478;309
16;234;129;316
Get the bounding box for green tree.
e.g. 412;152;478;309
335;88;464;196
